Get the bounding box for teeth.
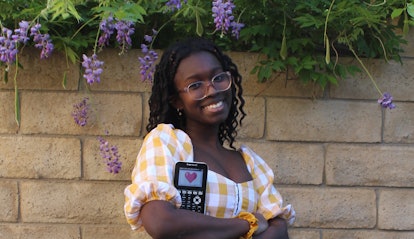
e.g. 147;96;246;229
204;101;223;109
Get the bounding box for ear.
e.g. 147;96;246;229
169;95;184;110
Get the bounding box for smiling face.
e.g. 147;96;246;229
172;51;233;129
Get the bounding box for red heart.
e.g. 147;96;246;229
185;172;197;183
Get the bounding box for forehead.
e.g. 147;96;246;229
175;51;222;78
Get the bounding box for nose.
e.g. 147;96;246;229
204;81;218;97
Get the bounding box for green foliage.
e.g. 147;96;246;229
0;0;412;89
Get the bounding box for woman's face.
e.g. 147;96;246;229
173;51;233;128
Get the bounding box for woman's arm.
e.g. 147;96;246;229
141;200;251;239
253;217;289;239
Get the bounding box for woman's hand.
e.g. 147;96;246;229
253;217;289;239
252;213;269;235
141;200;253;239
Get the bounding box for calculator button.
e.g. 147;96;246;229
193;196;201;205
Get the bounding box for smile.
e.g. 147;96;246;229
203;101;223;110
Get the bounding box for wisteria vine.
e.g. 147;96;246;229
0;21;53;65
98;134;122;174
1;0;399;175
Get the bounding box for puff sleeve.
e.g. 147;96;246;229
241;145;296;225
124;124;194;230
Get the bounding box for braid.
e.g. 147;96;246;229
146;37;246;149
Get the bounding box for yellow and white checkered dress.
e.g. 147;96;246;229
124;124;295;231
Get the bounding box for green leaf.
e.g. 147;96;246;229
3;69;8;84
294;14;324;28
63;45;79;64
407;3;414;18
258;65;272;82
250;65;259;75
391;8;404;19
14;85;20;127
48;0;82;21
325;37;330;64
280;35;287;60
195;11;203;36
62;71;67;89
404;19;409;36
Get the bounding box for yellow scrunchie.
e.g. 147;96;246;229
236;212;259;239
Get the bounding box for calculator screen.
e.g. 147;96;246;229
177;168;204;187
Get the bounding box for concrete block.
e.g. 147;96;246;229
0;92;17;133
0;136;80;179
0;224;80;239
20;181;127;224
20;92;142;136
326;144;414;187
323;230;414;239
288;229;320;239
379;190;414;230
384;102;414;143
0;181;18;222
243;142;324;185
82;225;151;239
238;96;265;139
89;49;155;93
330;58;414;101
266;99;382;142
284;187;376;228
0;48;79;91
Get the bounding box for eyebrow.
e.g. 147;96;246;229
184;67;223;82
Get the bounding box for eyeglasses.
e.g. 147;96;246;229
178;71;232;100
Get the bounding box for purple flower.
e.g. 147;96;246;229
138;30;158;81
115;20;135;53
166;0;187;12
231;21;245;39
378;92;396;109
0;27;18;63
98;16;115;48
212;0;244;38
98;135;122;174
72;97;90;126
212;0;234;34
82;54;104;85
0;20;33;64
14;20;30;44
138;30;158;82
30;23;54;59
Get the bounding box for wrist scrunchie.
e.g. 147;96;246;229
236;212;259;239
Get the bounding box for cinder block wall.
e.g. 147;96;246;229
1;36;413;239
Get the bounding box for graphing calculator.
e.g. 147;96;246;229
174;161;208;214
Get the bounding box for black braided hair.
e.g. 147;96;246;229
146;37;246;149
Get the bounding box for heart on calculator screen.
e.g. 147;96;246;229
185;172;197;183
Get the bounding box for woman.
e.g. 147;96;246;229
124;37;295;239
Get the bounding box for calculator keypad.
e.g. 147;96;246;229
178;189;205;213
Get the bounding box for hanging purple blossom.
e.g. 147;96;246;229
30;23;54;59
0;27;18;63
231;21;245;39
82;53;104;85
212;0;244;38
115;20;135;53
98;135;122;174
165;0;188;12
98;16;115;48
14;21;30;44
71;97;90;127
138;29;158;82
378;92;396;109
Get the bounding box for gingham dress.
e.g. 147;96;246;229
124;124;295;231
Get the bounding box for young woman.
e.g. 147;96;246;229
124;37;295;239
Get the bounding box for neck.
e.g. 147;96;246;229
185;124;222;149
